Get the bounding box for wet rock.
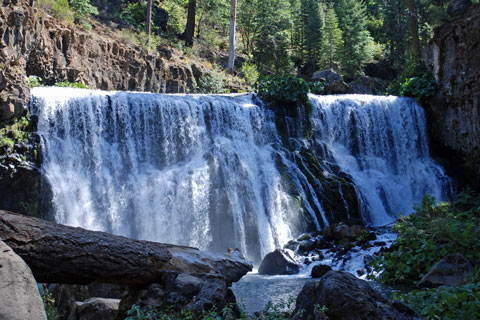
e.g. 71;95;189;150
293;271;419;320
68;298;119;320
311;265;332;278
314;236;333;250
373;241;386;246
0;240;47;320
258;249;300;275
348;76;387;95
417;254;473;288
283;239;300;251
298;239;316;255
297;233;312;241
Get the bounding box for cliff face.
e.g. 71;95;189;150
0;0;202;121
424;4;480;189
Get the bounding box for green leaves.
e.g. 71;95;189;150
371;191;480;285
387;74;436;103
255;74;310;110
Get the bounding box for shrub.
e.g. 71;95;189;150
54;81;89;89
69;0;98;29
197;72;227;94
26;75;44;88
42;289;59;320
387;74;436;104
371;190;480;285
396;275;480;320
255;74;309;107
37;0;75;24
241;62;260;86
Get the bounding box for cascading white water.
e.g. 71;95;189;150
31;87;299;263
309;94;452;225
31;88;452;263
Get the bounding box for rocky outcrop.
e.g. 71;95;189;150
424;3;480;189
0;240;47;320
0;0;204;121
293;271;419;320
258;249;301;275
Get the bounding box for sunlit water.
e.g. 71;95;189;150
31;88;451;266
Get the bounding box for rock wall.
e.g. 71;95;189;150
0;0;202;121
424;4;480;189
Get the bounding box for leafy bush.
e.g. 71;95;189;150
308;81;327;95
26;75;44;88
387;74;436;103
0;117;31;153
124;299;322;320
37;0;75;24
255;74;309;107
69;0;98;29
371;191;480;285
54;81;89;89
197;72;227;94
241;62;260;86
397;282;480;320
42;289;59;320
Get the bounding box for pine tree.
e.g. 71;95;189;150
304;0;324;66
322;5;343;69
336;0;373;79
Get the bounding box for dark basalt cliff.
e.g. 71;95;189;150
424;4;480;189
0;0;203;121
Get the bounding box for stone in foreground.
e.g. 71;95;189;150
293;270;419;320
0;240;47;320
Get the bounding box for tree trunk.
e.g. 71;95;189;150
407;0;420;58
227;0;238;73
146;0;153;45
0;211;252;285
183;0;197;47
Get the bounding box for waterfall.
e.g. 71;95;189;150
30;88;452;263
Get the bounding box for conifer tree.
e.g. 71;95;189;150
336;0;373;79
322;5;343;69
304;0;324;68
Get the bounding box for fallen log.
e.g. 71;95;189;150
0;210;252;285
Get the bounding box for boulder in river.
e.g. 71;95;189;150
258;249;301;275
311;265;332;278
293;270;419;320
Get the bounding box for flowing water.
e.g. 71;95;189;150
31;88;452;265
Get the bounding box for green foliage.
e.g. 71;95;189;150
308;81;327;95
69;0;98;28
255;74;309;107
124;298;312;320
54;81;89;89
0;117;31;154
371;191;480;285
26;76;44;88
336;0;374;80
197;72;227;94
396;279;480;320
387;74;436;103
241;62;260;86
322;6;343;69
37;0;75;24
42;289;59;320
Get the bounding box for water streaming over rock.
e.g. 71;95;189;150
30;88;452;263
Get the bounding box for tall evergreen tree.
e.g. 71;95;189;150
304;0;324;67
322;5;343;69
336;0;373;79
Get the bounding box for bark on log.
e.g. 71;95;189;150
0;210;252;285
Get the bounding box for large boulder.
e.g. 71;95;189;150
258;249;301;275
293;271;419;320
311;69;350;94
68;298;120;320
417;254;473;288
311;265;331;278
0;240;47;320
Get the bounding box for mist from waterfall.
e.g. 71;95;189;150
31;87;452;263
